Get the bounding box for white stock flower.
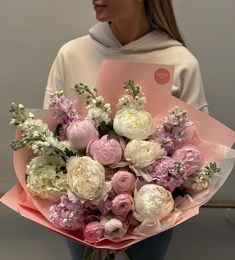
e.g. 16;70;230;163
124;140;166;168
26;154;67;201
67;156;105;201
59;140;78;154
103;103;111;112
95;96;104;104
133;184;174;224
184;176;210;191
113;108;156;140
21;118;52;138
86;107;110;126
19;118;66;156
184;162;220;191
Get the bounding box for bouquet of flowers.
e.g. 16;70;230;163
1;61;235;260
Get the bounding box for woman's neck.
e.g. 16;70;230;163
110;13;152;45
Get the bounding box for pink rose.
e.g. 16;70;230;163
112;171;136;194
172;145;203;176
87;135;122;165
102;218;127;239
67;120;99;150
111;193;134;216
83;221;103;242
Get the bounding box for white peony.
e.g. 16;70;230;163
124;140;166;168
113;108;156;140
66;156;105;201
26;154;67;201
133;184;174;224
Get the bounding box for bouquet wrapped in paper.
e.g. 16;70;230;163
1;60;235;260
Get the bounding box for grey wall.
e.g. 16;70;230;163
0;0;234;199
173;0;235;199
0;0;96;192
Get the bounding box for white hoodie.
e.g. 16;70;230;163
43;22;208;112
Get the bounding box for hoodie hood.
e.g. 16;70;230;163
89;22;182;53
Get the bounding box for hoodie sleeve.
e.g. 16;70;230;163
43;48;65;109
175;52;209;114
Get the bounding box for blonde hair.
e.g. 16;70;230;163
145;0;186;46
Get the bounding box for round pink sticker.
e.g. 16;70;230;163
154;68;171;85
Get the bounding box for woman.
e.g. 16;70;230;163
43;1;208;259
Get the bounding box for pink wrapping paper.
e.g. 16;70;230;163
1;60;235;250
97;60;174;93
97;60;234;147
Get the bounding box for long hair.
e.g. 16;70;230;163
145;0;186;46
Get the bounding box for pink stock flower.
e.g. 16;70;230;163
172;145;203;176
111;171;136;194
151;133;176;154
111;193;134;216
83;221;103;242
87;135;122;165
150;107;193;154
50;94;80;125
147;156;185;192
67;120;99;150
50;94;81;140
49;196;85;230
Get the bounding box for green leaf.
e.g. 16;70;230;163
107;130;119;140
10;139;25;150
98;121;110;136
55;124;62;137
64;147;75;157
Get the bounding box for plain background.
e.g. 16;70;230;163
0;0;234;199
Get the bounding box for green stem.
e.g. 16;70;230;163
87;250;96;260
82;246;89;260
124;251;130;260
74;83;96;99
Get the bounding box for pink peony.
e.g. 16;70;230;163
67;120;99;150
83;221;103;242
102;218;128;240
87;135;122;165
111;193;134;216
111;171;136;194
172;145;203;176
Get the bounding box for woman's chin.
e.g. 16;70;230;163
95;13;109;22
